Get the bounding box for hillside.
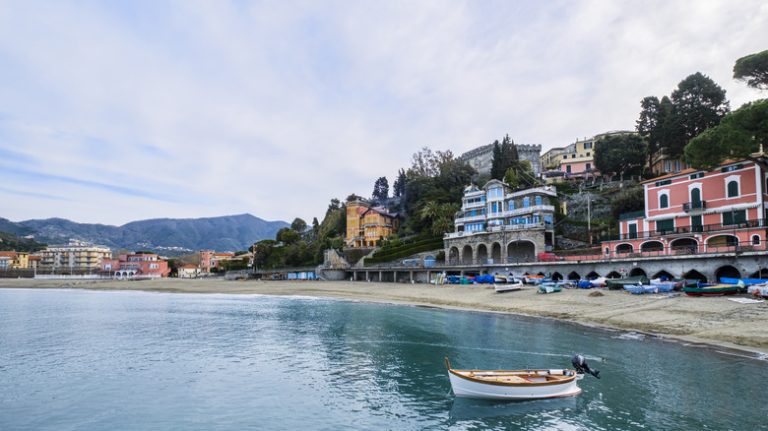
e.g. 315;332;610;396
0;214;288;253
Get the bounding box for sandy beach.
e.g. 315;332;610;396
2;278;767;355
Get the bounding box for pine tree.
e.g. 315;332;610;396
393;169;407;197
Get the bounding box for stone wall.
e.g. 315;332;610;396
444;229;547;265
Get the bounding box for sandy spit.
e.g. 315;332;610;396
2;278;767;355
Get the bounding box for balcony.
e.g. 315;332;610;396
603;218;765;241
682;201;707;212
503;205;555;218
454;214;487;224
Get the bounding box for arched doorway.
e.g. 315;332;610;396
652;270;674;280
567;271;581;281
491;242;502;263
461;245;473;265
670;238;698;254
750;268;768;279
683;269;707;283
507;240;536;263
586;271;600;279
616;243;633;254
629;268;647;277
449;247;459;265
715;265;741;282
606;271;621;279
551;272;563;281
706;235;738;251
640;240;664;253
476;244;488;264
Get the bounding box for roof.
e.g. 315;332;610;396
180;264;198;269
0;251;17;258
640;158;743;185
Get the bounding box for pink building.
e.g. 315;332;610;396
199;250;235;273
602;158;768;258
101;252;170;279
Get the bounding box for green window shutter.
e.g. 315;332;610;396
727;181;739;197
723;212;733;225
735;210;747;224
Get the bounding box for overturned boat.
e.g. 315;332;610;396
445;355;599;400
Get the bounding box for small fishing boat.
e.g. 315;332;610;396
538;283;562;294
474;274;495;284
683;284;739;297
748;283;768;298
522;274;546;285
606;276;650;290
650;280;678;292
495;280;524;293
720;277;768;286
445;355;599;400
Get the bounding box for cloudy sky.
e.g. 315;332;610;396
1;1;766;225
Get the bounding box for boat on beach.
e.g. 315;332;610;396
606;276;650;290
445;359;581;400
623;285;646;295
683;284;739;296
748;283;768;298
538;283;562;294
495;279;524;293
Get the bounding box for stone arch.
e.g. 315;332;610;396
615;243;633;254
461;245;473;265
752;235;761;246
567;271;581;281
449;247;460;265
706;235;739;250
640;240;664;253
652;270;675;280
507;240;536;263
551;272;563;281
629;268;647;277
476;244;488;264
683;269;707;283
491;242;502;262
586;271;600;279
670;237;698;254
715;265;741;282
749;268;768;279
606;271;621;279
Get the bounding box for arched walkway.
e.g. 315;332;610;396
629;268;647;277
715;265;741;281
706;235;738;251
477;244;488;264
640;240;664;253
586;271;600;279
750;268;768;279
551;272;563;281
616;243;633;254
449;247;459;265
670;238;698;254
606;271;621;279
567;271;581;281
683;269;707;283
491;242;501;263
652;270;674;280
461;245;473;265
507;240;536;263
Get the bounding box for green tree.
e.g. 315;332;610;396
685;99;768;169
490;134;519;180
372;176;389;201
594;134;648;178
734;50;768;90
668;72;729;157
311;217;320;235
276;227;300;244
290;218;307;233
392;168;407;197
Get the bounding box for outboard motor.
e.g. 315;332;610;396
571;354;600;379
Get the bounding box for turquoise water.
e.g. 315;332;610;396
0;288;765;430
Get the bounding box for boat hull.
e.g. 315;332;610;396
448;371;582;400
683;285;739;296
495;282;524;293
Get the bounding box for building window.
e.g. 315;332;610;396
690;188;701;205
656;219;674;233
586;153;590;157
535;196;542;206
659;193;669;209
723;210;747;226
584;142;592;150
586;163;591;171
753;235;761;245
544;215;553;225
628;223;638;239
523;197;530;208
566;165;572;173
508;201;515;210
727;180;739;197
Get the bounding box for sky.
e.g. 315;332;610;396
1;1;767;226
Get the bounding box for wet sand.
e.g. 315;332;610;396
2;278;767;355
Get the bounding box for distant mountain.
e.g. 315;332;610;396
0;214;288;254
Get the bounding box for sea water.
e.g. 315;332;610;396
0;288;765;430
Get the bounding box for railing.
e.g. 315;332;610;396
682;201;707;212
604;219;765;241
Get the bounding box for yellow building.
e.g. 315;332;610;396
345;200;399;248
0;251;30;269
39;241;112;270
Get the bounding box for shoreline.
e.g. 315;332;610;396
2;278;767;356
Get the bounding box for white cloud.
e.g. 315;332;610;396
0;0;766;225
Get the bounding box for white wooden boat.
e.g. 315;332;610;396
445;358;582;400
494;280;524;293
